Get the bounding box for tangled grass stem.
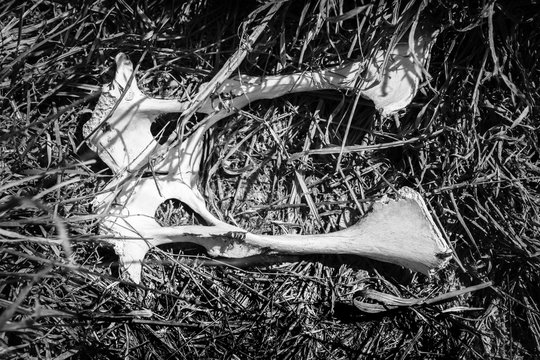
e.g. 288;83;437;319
0;0;539;358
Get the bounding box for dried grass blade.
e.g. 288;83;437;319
0;266;51;332
290;129;443;159
179;2;283;133
354;282;493;314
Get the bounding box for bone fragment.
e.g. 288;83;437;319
84;23;438;174
95;180;450;283
200;22;439;119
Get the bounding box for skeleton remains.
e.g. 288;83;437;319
84;24;451;283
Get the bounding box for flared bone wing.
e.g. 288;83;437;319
83;53;187;174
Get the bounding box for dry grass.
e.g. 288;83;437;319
1;0;539;359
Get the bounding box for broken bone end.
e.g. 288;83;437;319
393;187;452;274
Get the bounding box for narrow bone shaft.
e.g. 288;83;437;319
200;64;361;110
134;188;449;275
139;98;186;114
246;228;440;275
197;64;364;129
231;66;360;99
246;190;448;274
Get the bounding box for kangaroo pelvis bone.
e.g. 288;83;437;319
85;24;449;283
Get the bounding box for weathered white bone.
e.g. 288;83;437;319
85;23;448;283
83;53;191;174
84;24;437;175
96;179;450;283
200;22;439;119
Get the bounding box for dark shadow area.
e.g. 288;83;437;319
155;198;208;227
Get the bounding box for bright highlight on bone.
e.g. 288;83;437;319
85;23;449;283
96;179;451;283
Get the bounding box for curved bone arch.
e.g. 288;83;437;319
85;24;450;283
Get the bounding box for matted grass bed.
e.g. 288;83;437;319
1;1;539;359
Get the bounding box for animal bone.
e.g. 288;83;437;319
95;179;451;283
199;22;439;123
85;24;449;283
84;23;438;174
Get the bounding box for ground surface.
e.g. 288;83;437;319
1;1;539;359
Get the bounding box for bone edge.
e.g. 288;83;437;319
397;187;453;275
240;188;451;275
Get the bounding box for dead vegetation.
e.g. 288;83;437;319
1;0;539;358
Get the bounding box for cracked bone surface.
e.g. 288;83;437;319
86;24;449;283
